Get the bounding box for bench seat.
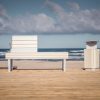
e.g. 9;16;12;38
6;52;68;72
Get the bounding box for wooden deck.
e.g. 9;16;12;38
0;61;100;100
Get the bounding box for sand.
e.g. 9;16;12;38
0;60;100;100
0;60;84;70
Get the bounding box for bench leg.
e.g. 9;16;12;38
62;59;66;72
8;59;13;72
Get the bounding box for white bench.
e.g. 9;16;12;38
6;35;68;72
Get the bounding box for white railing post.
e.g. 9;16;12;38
8;59;12;72
63;59;66;72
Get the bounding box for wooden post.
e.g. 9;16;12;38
8;59;13;72
92;49;96;71
62;59;66;72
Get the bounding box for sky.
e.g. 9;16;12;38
0;0;100;48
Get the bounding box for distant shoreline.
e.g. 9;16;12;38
0;48;84;60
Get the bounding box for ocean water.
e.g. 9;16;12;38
0;48;84;60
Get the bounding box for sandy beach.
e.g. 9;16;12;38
0;60;100;100
0;60;83;70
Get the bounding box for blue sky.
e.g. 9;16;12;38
0;0;100;48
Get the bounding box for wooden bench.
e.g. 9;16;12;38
6;35;68;72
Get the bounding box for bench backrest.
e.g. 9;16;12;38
11;35;38;52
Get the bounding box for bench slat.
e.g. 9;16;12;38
11;35;38;52
6;52;68;59
11;48;37;52
12;36;37;40
12;41;37;45
12;45;37;48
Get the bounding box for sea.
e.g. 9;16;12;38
0;48;84;60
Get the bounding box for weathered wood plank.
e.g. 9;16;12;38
6;52;68;59
12;35;37;40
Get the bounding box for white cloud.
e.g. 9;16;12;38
0;4;9;20
45;0;64;15
9;13;56;33
0;5;10;34
46;1;100;34
0;1;100;35
67;2;80;10
56;10;100;33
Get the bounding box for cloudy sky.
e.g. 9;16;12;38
0;0;100;48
